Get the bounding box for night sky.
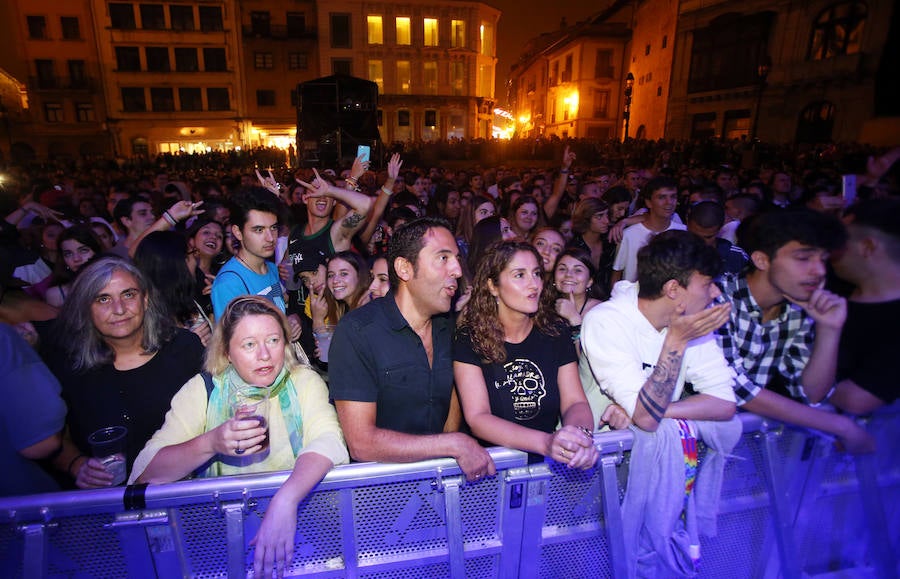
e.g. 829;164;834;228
491;0;602;107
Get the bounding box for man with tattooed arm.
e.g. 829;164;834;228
580;230;737;429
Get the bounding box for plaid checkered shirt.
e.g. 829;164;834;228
715;274;816;405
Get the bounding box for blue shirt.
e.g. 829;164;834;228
1;324;67;496
211;257;285;320
328;294;454;435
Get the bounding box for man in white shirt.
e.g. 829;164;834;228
582;230;736;430
611;177;686;284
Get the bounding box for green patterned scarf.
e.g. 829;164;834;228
203;365;304;477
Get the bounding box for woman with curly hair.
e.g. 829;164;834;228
453;241;599;468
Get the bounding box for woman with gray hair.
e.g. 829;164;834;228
45;256;204;488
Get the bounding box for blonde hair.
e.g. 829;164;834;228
204;296;299;376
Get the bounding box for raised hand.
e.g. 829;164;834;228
386;153;403;180
349;155;370;181
256;168;284;197
668;302;732;345
786;287;846;331
562;145;576;170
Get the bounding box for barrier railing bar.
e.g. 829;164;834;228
105;509;167;578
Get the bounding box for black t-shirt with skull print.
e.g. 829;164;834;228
453;322;577;436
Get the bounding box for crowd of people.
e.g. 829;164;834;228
1;137;898;578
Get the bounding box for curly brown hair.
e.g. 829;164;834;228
457;241;560;364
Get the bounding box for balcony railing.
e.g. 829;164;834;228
28;76;96;91
241;24;318;40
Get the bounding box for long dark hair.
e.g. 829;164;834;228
134;230;198;324
458;241;560;364
51;225;103;285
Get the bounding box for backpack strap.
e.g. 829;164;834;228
200;370;215;399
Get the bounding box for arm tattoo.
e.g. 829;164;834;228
340;212;365;230
640;349;684;421
638;390;665;423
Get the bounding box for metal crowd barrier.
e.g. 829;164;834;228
1;410;897;578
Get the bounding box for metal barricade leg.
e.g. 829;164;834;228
760;428;801;579
18;522;48;579
222;502;246;579
854;453;899;579
439;476;466;579
598;454;628;579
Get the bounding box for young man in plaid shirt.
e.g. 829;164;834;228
715;209;874;453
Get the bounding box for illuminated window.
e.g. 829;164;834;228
396;17;411;45
479;21;494;56
424;18;438;46
478;64;492;98
397;61;411;94
424;62;437;94
367;15;383;44
451;20;465;48
368;59;384;93
451;61;465;96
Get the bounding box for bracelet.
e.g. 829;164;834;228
559;169;569;174
380;186;393;196
345;176;359;187
162;211;177;226
577;426;593;438
67;454;86;477
570;323;581;342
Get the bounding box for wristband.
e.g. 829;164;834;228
162;211;177;226
380;186;393;196
67;454;86;477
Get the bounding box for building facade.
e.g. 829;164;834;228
315;0;500;144
0;0;500;160
0;0;109;161
509;20;632;141
665;0;896;144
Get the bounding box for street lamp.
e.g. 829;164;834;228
750;55;771;143
623;72;634;142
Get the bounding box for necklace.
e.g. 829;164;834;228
578;296;588;315
236;254;263;275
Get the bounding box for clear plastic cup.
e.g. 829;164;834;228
87;426;128;485
230;388;270;452
313;324;336;363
